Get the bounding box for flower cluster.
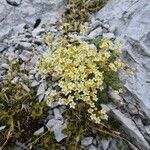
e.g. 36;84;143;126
38;37;124;124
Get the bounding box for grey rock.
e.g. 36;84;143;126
0;0;65;38
37;82;45;96
30;55;39;65
32;27;45;37
93;0;150;122
81;137;93;146
17;42;32;50
38;93;45;101
102;23;110;29
31;80;39;87
103;33;115;39
111;108;150;150
1;63;9;69
59;106;66;114
48;110;53;115
47;114;55;120
0;43;8;52
35;72;41;80
145;126;150;135
51;101;60;109
87;27;102;39
100;140;110;150
0;125;6;131
19;50;32;61
92;1;150;148
128;103;138;115
29;75;34;80
108;140;117;150
54;108;62;120
34;37;43;45
88;145;97;150
20;63;25;71
90;20;102;31
46;119;67;142
19;54;29;62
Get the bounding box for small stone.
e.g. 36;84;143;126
29;69;36;75
103;33;115;39
92;139;97;145
35;73;41;80
30;55;39;65
90;20;102;31
88;144;97;150
102;24;110;29
48;110;53;115
108;140;117;150
34;37;43;45
111;108;150;149
59;106;65;114
51;101;60;109
54;108;62;120
1;63;9;69
100;139;110;150
17;42;32;49
31;80;40;87
38;94;45;101
0;125;6;131
128;104;138;115
46;119;67;142
81;137;93;146
19;54;30;62
88;27;102;39
37;82;45;96
47;114;55;120
20;63;25;71
29;75;34;80
34;127;44;135
32;27;45;37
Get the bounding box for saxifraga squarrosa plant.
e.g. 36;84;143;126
38;36;124;126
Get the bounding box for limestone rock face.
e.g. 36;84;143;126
93;0;150;121
0;0;65;40
91;0;150;149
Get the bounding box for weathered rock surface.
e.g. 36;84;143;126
89;0;150;149
93;0;150;120
0;0;65;40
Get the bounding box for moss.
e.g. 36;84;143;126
0;62;49;148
